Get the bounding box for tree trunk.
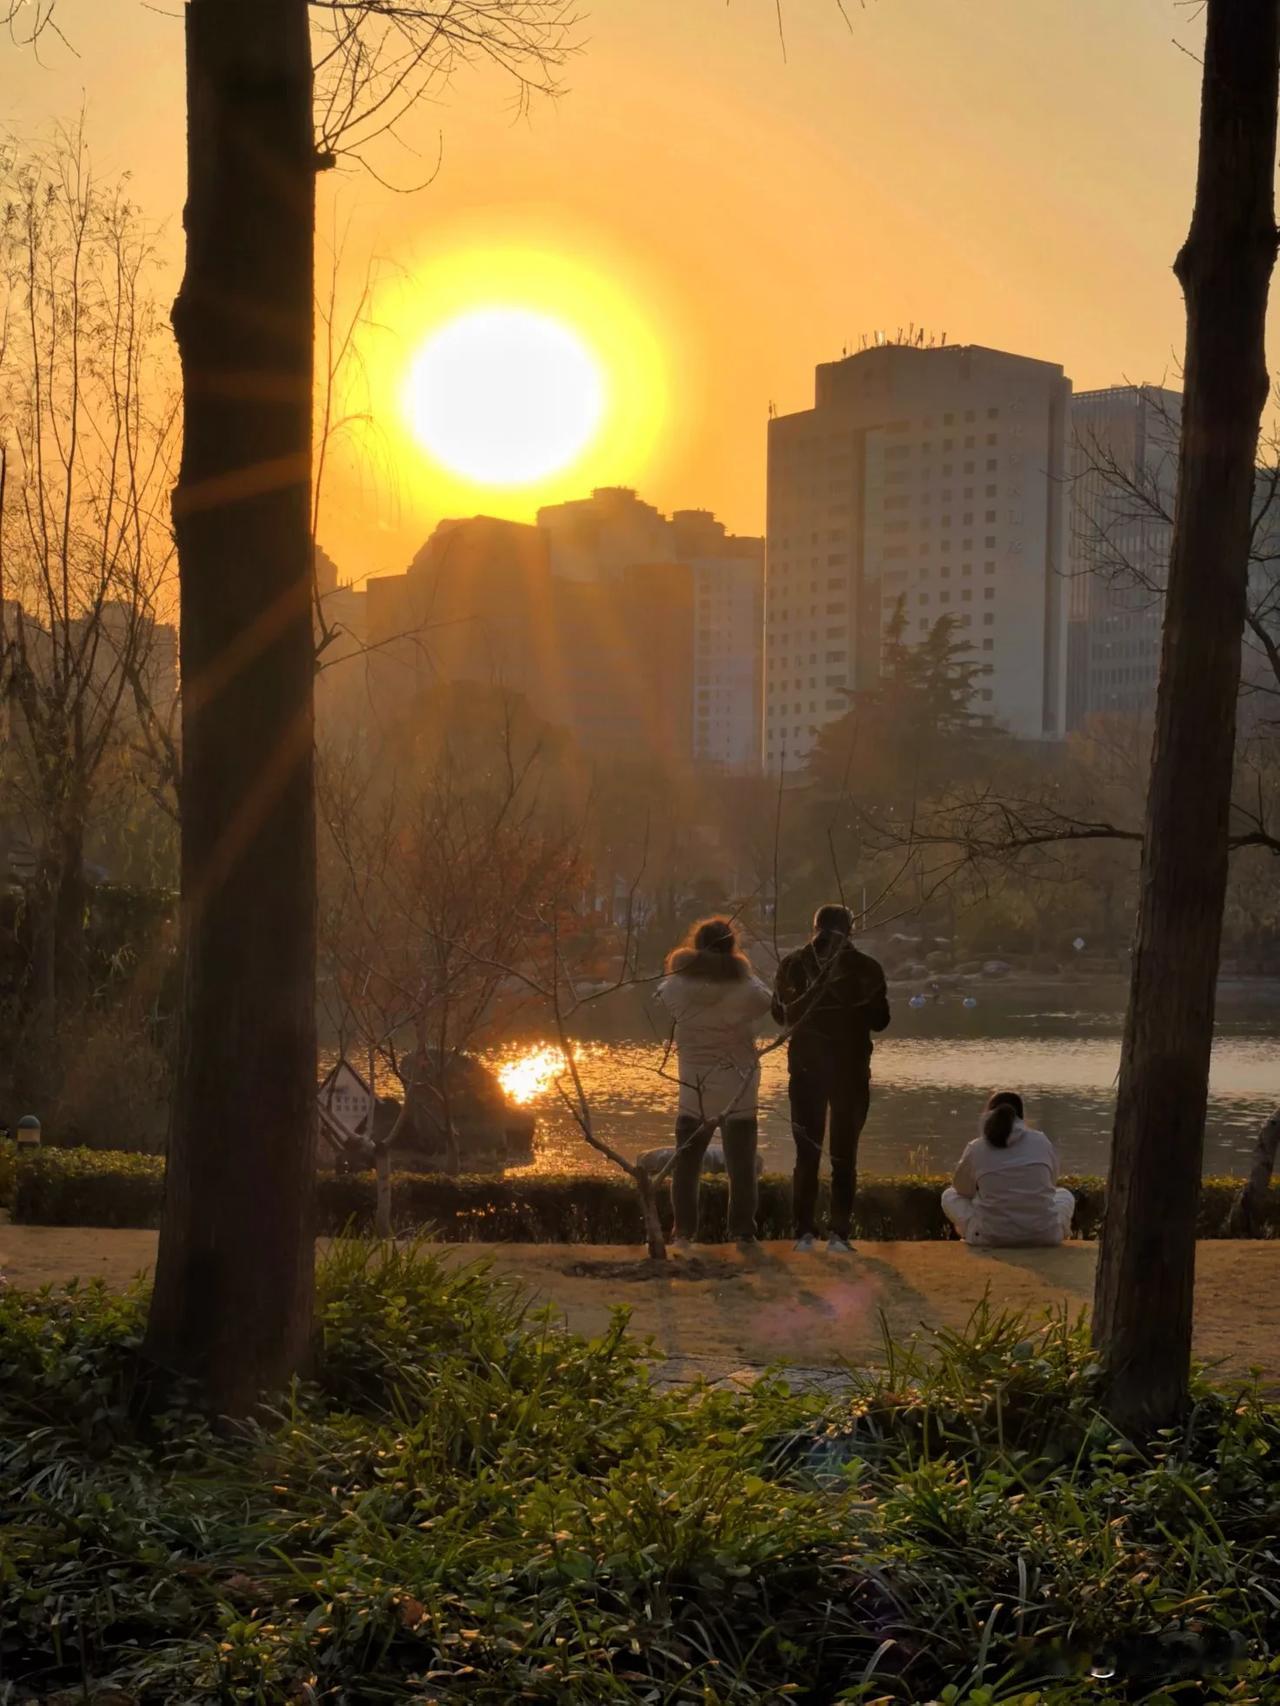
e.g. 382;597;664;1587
635;1170;668;1261
1093;0;1280;1435
52;807;88;1012
146;0;319;1415
374;1143;392;1238
1225;1108;1280;1237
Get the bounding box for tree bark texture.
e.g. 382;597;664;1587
146;0;319;1414
1225;1108;1280;1236
1093;0;1280;1434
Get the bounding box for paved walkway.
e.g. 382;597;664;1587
3;1228;1278;1385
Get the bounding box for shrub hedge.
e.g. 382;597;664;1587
12;1144;1279;1239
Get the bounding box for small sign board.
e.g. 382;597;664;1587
318;1058;373;1149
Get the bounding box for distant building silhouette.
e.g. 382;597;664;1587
765;342;1072;771
363;513;696;766
671;509;764;772
364;492;762;771
538;487;673;582
313;544;369;735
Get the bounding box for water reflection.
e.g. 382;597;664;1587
485;985;1279;1181
495;1044;572;1106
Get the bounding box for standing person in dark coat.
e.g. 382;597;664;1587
772;904;890;1254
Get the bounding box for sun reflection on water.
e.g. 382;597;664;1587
496;1044;572;1106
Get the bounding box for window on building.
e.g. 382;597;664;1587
987;458;998;472
983;613;994;626
984;560;996;573
985;535;997;549
982;638;994;651
987;407;1000;419
980;689;993;702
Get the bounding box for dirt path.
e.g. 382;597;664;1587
4;1228;1278;1385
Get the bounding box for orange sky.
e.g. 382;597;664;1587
0;0;1224;584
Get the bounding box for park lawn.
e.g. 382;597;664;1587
4;1224;1279;1384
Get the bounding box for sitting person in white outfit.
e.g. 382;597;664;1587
941;1091;1075;1247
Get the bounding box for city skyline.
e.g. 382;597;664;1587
0;0;1231;583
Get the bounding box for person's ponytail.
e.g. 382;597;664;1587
982;1090;1024;1149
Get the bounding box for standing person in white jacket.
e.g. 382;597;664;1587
942;1091;1075;1247
656;917;774;1251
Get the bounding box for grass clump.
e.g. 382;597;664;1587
2;1242;1280;1702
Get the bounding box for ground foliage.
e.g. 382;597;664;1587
2;1241;1280;1702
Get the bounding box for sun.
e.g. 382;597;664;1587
404;306;606;488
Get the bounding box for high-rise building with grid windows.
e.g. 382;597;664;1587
764;342;1072;774
1066;385;1181;730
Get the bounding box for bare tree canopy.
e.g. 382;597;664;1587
5;0;579;175
0;129;178;1023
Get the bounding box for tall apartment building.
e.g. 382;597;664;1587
1066;386;1181;729
765;342;1072;772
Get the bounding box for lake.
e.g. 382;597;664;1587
484;980;1280;1181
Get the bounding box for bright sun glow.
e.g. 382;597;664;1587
405;307;606;487
369;241;669;513
497;1044;571;1105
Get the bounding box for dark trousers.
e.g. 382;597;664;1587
671;1113;759;1241
788;1053;871;1239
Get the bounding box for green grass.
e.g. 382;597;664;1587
2;1240;1280;1701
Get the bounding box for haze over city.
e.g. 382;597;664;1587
4;5;1280;1695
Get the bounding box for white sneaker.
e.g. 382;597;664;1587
793;1234;817;1253
827;1235;855;1255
